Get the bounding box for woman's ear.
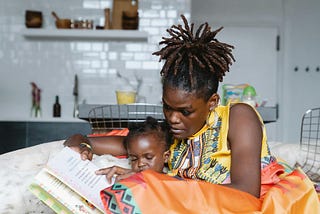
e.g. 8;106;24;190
208;93;220;110
163;150;171;163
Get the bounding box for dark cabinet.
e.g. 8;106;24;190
0;121;91;154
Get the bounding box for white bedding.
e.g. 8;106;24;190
0;140;130;214
0;140;318;213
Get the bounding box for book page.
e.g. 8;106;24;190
46;147;114;212
32;169;102;214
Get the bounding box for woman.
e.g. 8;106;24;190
66;15;319;213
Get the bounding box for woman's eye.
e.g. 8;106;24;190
163;103;170;110
181;110;191;116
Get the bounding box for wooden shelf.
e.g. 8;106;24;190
21;28;148;42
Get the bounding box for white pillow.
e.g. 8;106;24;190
269;141;320;182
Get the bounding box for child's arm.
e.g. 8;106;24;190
64;134;127;159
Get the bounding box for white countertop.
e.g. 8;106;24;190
0;117;88;123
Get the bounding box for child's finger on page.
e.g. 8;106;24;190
105;167;119;183
115;172;135;182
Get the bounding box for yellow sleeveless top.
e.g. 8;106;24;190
168;103;272;184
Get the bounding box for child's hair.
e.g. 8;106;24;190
153;14;235;101
123;116;172;151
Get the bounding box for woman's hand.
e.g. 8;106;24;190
63;134;93;161
95;166;135;183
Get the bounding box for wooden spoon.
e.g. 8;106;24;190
51;11;60;21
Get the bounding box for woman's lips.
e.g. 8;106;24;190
170;128;184;135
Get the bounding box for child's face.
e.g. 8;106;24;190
127;134;169;173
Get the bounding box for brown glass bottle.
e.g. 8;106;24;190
53;95;61;117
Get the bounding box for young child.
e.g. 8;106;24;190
124;116;172;173
96;116;172;182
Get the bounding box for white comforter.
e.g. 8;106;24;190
0;140;317;213
0;140;130;214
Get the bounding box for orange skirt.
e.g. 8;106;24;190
101;168;320;214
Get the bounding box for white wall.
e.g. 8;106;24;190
0;0;191;120
282;0;320;143
192;0;320;143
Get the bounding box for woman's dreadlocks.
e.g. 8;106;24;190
153;14;235;100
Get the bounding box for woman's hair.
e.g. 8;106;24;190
123;116;172;151
153;15;235;101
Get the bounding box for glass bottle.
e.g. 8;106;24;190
53;95;61;117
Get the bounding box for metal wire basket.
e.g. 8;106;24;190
88;104;164;134
299;107;320;181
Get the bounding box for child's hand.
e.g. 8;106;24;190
95;166;134;183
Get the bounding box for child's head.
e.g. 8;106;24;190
123;116;172;173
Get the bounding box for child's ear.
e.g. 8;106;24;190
163;150;171;163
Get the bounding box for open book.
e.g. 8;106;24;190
29;147;117;214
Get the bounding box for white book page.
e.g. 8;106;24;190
46;147;114;212
35;169;102;214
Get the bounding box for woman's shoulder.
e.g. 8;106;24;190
228;103;263;132
229;103;260;120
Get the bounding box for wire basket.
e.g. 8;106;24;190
88;104;164;134
299;107;320;181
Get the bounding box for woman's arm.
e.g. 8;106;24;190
225;103;263;198
64;134;127;159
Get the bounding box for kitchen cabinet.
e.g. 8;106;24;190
21;29;148;41
0;120;91;154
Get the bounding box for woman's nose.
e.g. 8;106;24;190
167;110;180;124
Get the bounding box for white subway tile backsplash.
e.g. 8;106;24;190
91;60;101;69
134;52;150;60
83;1;101;9
92;43;103;51
126;44;143;52
142;61;159;70
108;52;118;60
120;52;134;60
167;10;178;18
0;0;190;119
139;19;150;26
159;10;166;18
100;52;107;60
76;43;92;51
143;27;160;35
151;19;167;27
102;61;109;68
125;61;142;69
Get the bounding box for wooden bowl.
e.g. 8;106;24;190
122;11;139;30
25;10;43;28
55;19;71;29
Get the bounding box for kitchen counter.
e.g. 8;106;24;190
0;117;88;123
79;104;278;124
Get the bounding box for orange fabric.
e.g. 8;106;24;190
101;168;320;214
260;168;320;214
101;170;262;214
260;161;285;196
87;128;129;137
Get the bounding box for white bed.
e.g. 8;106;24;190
0;140;317;213
0;140;130;214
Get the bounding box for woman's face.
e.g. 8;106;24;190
162;86;217;139
127;134;169;173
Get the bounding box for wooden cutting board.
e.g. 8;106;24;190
112;0;138;29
